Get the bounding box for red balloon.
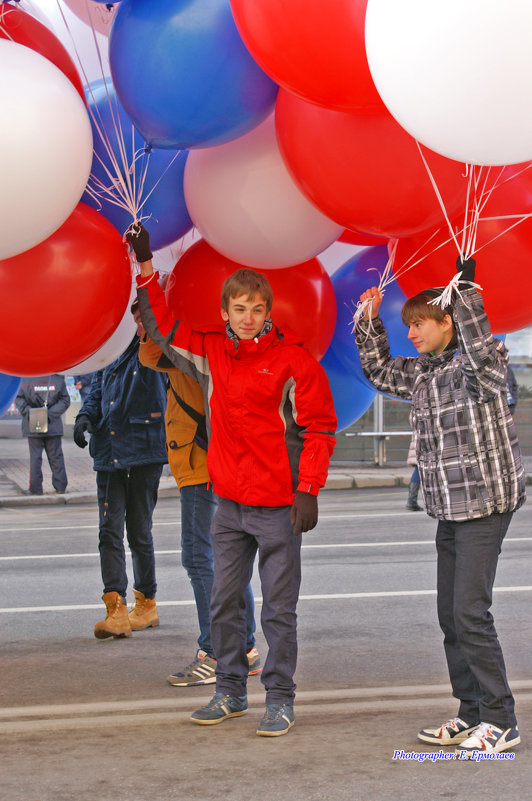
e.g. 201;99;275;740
338;229;389;247
0;2;84;100
165;239;337;360
275;88;469;239
0;203;132;375
229;0;383;111
392;166;532;333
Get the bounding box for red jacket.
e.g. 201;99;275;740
137;273;337;507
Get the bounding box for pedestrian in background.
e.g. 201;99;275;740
405;434;422;511
15;375;70;496
506;364;518;416
73;372;94;403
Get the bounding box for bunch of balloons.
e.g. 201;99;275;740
4;0;532;434
228;0;532;335
0;1;131;378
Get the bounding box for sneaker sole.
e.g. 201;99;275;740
248;666;263;676
190;709;247;725
456;733;521;756
257;720;295;737
167;675;217;687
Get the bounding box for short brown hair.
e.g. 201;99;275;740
221;268;273;313
401;288;453;326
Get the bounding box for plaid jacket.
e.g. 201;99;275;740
355;288;526;521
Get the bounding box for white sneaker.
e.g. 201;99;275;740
418;717;478;745
455;722;520;756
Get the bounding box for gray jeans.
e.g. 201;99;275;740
436;511;516;729
210;498;302;705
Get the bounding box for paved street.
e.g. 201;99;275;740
1;488;531;800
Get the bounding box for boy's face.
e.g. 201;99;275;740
221;293;269;340
407;314;453;355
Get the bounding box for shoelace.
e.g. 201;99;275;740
439;717;462;735
110;599;123;617
467;722;497;744
181;655;207;673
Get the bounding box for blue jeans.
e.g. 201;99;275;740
180;483;256;657
96;464;163;600
436;512;516;729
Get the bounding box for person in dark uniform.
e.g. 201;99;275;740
15;375;71;495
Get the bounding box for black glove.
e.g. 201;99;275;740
456;254;476;283
125;221;153;263
290;491;318;536
73;415;92;449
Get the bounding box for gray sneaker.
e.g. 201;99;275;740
167;650;217;686
256;703;295;737
190;692;248;725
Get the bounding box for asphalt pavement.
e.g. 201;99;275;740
1;489;531;801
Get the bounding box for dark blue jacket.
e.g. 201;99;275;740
78;336;167;471
15;375;71;438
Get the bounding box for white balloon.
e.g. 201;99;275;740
365;0;532;166
60;283;137;374
0;40;93;259
184;115;343;269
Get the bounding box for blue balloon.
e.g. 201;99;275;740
0;373;21;418
109;0;279;150
329;246;418;397
320;347;375;432
83;78;193;251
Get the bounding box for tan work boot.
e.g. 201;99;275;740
128;589;160;631
94;592;132;639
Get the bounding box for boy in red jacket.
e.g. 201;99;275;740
127;223;336;737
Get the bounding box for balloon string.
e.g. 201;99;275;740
415;141;462;256
41;0;178;235
350;240;398;334
20;1;138;218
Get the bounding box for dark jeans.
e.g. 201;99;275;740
96;464;163;600
28;435;67;493
180;483;256;657
210;498;301;705
436;512;516;729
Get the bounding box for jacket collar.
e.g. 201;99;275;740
418;345;456;371
225;318;274;348
224;324;280;358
